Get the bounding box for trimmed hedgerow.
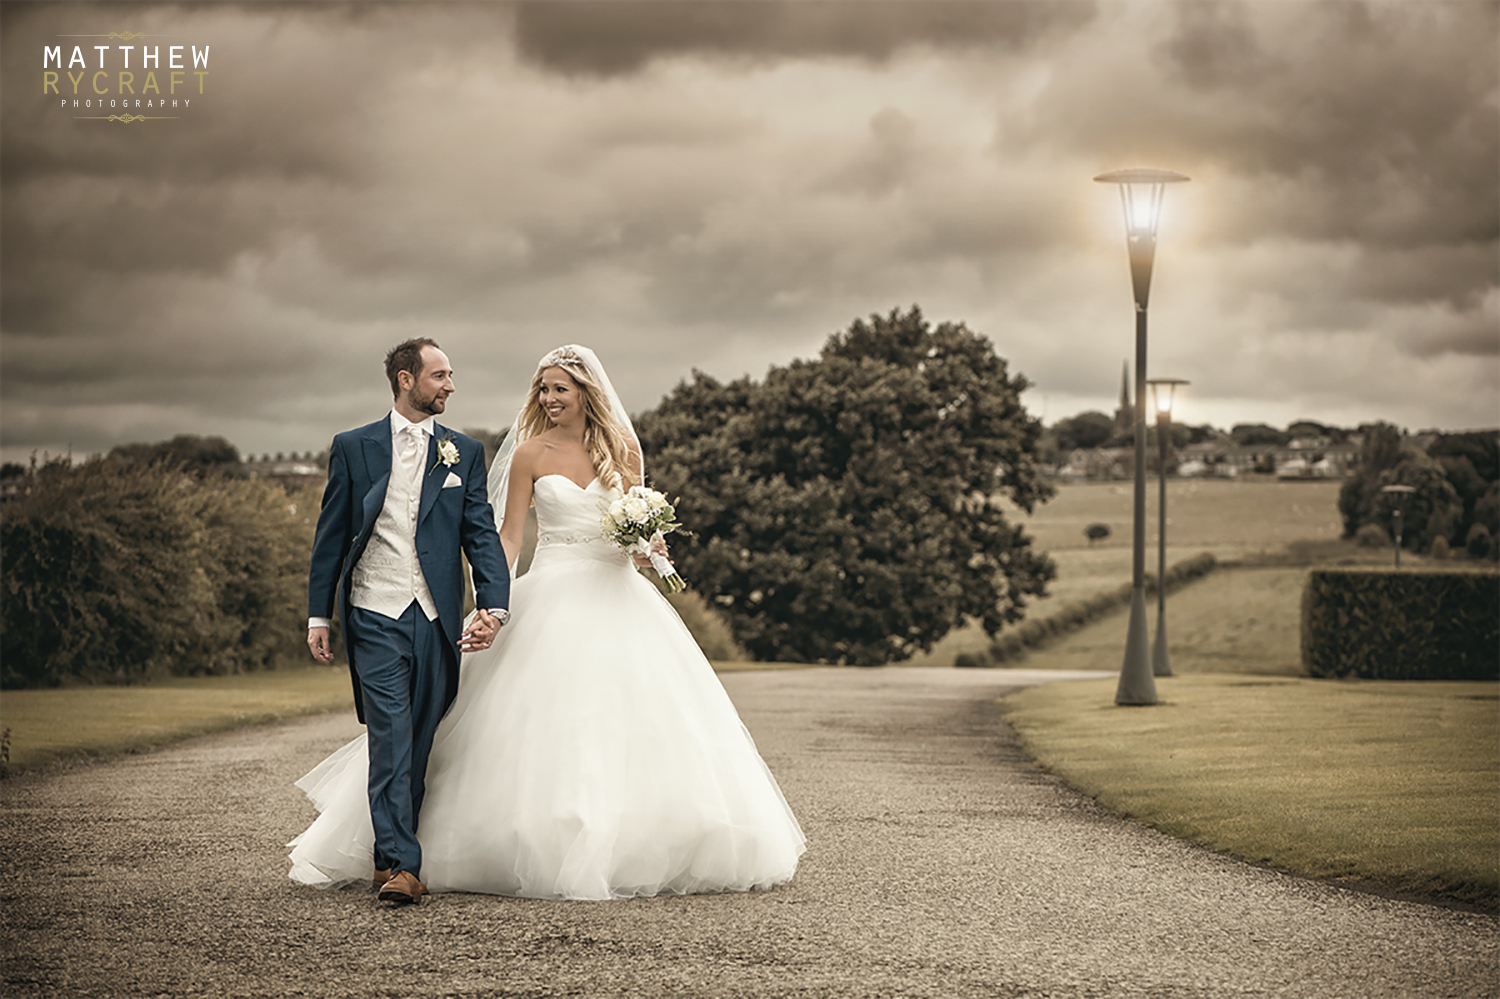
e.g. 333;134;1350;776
1301;568;1499;680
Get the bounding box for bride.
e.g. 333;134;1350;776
288;345;806;900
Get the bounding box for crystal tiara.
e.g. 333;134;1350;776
539;346;584;369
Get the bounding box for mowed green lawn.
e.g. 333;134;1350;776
919;477;1498;909
983;477;1500;909
0;660;795;773
1004;674;1499;909
0;667;354;772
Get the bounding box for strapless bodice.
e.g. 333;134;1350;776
530;475;627;568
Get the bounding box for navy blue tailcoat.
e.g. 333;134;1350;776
307;417;510;722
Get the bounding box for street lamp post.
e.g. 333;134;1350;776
1380;484;1417;569
1147;378;1188;678
1095;167;1190;706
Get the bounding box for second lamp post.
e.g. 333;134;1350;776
1380;484;1417;569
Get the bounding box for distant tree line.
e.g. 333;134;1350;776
1;438;317;688
1037;413;1359;464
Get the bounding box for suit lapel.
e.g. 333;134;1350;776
360;422;393;531
417;424;447;528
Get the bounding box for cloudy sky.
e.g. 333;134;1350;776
2;0;1496;465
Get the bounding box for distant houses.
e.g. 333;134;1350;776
1054;434;1361;482
242;452;326;489
1188;435;1360;480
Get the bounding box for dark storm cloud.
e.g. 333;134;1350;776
1000;0;1497;367
1158;2;1499;249
1018;2;1499;244
513;0;1098;76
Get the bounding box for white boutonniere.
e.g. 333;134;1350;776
429;433;460;476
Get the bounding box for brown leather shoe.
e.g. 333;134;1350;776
377;870;428;905
372;869;392;891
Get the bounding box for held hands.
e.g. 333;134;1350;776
459;608;502;653
307;626;335;665
309;610;505;661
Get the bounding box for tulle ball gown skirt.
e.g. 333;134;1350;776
288;518;806;900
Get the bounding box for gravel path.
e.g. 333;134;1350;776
3;666;1496;998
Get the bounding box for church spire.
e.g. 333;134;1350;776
1114;360;1133;431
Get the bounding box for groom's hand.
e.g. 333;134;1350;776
459;609;499;652
308;626;335;664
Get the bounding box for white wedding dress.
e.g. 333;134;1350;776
287;474;806;899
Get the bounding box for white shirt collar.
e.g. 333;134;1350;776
389;410;436;437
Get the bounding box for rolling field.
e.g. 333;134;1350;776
1018;566;1310;676
1001;476;1345;559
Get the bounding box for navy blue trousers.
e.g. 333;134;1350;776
347;604;450;877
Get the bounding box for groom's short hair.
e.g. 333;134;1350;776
385;338;441;398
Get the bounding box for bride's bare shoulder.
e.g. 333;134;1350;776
512;434;589;479
512;437;546;460
509;438;547;475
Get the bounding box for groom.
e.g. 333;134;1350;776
307;338;510;905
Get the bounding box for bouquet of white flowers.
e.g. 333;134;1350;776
601;486;687;592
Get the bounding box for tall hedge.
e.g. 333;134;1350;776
0;459;318;687
1301;568;1499;680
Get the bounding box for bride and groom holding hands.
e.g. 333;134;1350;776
293;339;804;903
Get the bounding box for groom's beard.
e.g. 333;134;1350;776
411;389;447;417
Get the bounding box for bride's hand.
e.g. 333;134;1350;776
632;538;671;568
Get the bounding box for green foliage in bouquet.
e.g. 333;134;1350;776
635;306;1056;665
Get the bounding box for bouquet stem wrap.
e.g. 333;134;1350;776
631;533;685;593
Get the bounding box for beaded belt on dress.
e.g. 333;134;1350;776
536;531;604;547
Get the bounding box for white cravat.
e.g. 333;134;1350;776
401;423;425;491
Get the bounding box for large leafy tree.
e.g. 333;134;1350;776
1051;411;1116;453
1338;422;1463;550
635;307;1056;665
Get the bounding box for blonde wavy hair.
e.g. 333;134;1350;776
517;347;638;492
